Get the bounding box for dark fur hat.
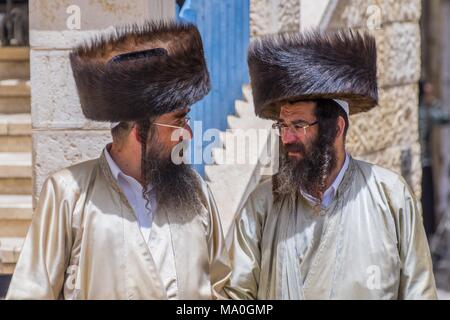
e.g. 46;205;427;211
248;29;378;119
70;21;210;122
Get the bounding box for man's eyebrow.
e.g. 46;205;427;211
291;119;309;124
278;118;309;124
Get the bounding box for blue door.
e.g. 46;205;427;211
177;0;250;176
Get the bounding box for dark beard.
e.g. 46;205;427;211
139;123;203;213
274;130;337;203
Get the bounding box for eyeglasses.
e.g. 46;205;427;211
272;120;319;135
153;116;191;130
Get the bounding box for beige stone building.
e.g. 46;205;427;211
1;0;448;298
421;0;450;291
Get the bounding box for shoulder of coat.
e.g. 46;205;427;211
249;177;274;204
352;158;416;205
46;158;100;193
352;158;404;186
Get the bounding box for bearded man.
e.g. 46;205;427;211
224;30;437;300
7;21;230;300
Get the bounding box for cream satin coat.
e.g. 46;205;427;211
7;152;231;300
225;158;437;300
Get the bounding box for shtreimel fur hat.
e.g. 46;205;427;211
248;29;378;119
70;21;210;122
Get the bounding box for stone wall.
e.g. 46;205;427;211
250;0;300;38
30;0;175;206
432;0;450;223
327;0;423;198
440;0;450;220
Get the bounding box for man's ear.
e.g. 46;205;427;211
337;116;346;138
132;125;141;144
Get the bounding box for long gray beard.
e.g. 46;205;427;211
142;137;203;214
274;138;337;203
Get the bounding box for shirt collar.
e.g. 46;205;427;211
300;152;350;207
103;144;153;191
104;144;122;182
327;152;350;198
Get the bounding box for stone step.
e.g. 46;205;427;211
0;80;31;114
0;47;30;62
205;162;253;185
0;178;31;195
0;113;32;152
214;133;256;165
0;135;32;152
0;98;30;114
206;164;255;232
218;131;233;149
235;100;255;118
228;114;272;130
0;263;15;275
0;47;30;81
0;80;30;97
0;152;32;193
0;61;30;81
242;84;253;103
0;48;34;274
0;114;31;136
227;115;247;130
204;84;273;234
0;195;32;220
0;153;32;179
0;237;24;265
0;195;32;238
211;147;226;165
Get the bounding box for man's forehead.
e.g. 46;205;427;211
279;100;316;118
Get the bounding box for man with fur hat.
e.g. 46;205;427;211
224;30;437;300
7;21;231;300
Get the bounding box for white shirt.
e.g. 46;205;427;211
104;146;179;299
296;153;350;277
104;146;154;242
300;153;350;209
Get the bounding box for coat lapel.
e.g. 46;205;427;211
165;204;211;299
276;197;306;300
301;159;355;299
99;153;167;299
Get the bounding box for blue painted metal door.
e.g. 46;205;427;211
177;0;250;176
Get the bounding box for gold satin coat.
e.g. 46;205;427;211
7;152;231;300
225;158;437;300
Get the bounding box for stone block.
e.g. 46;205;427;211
250;0;300;38
30;49;109;130
347;84;419;155
33;130;112;204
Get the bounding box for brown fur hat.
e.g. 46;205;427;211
70;20;210;122
248;29;378;119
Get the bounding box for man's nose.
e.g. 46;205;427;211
281;129;298;145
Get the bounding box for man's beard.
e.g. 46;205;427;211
140;125;203;213
274;129;337;203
